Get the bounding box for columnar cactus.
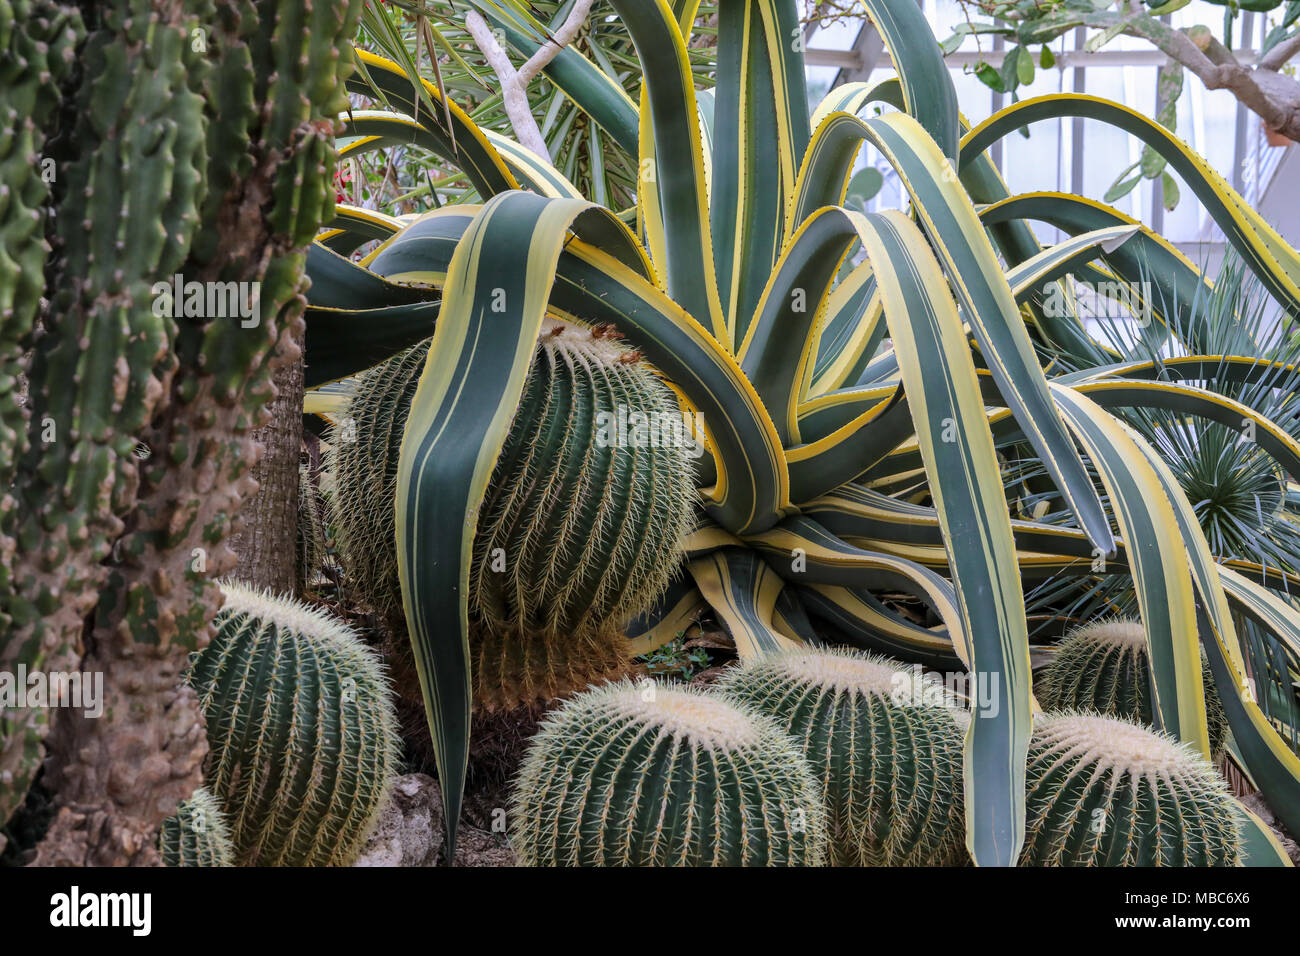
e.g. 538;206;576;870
187;582;399;866
3;0;207;846
511;681;827;866
329;318;697;709
1036;619;1230;755
159;787;236;867
718;648;968;866
1021;712;1243;866
11;0;366;865
0;0;83;830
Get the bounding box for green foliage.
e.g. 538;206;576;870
719;648;968;866
637;635;712;682
328;319;696;709
511;680;827;866
187;583;399;866
349;0;719;214
1037;619;1231;756
159;787;236;867
1021;712;1243;865
315;0;1300;864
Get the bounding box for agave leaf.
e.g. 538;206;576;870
394;190;638;858
962;95;1300;314
1049;383;1211;757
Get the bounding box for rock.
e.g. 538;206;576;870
353;773;516;867
354;773;441;867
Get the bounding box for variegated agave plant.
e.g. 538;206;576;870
303;0;1300;865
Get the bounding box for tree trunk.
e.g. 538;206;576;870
231;334;305;594
34;640;208;866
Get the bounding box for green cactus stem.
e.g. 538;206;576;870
329;317;697;709
1021;711;1243;866
159;787;236;867
1036;619;1230;756
511;680;827;866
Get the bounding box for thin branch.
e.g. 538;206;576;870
465;0;594;160
1260;32;1300;72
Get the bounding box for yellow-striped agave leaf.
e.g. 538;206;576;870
1124;422;1300;841
1049;384;1212;757
962;95;1300;315
346;50;519;197
711;0;809;342
797;110;1114;553
850;208;1032;867
394;191;637;856
610;0;725;339
687;548;801;659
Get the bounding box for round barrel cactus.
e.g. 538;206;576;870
328;319;697;709
188;583;400;866
511;681;827;866
719;648;967;866
158;787;235;867
1021;712;1243;866
1036;619;1229;755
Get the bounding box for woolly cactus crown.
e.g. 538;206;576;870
1036;617;1230;755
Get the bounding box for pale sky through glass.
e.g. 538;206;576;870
801;0;1291;248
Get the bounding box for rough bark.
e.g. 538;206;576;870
231;337;305;594
34;643;208;866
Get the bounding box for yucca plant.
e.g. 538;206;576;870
303;0;1300;864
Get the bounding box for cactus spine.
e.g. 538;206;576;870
188;582;399;866
1036;619;1230;755
719;648;967;866
329;318;697;709
159;787;236;867
511;681;827;866
1021;712;1243;866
